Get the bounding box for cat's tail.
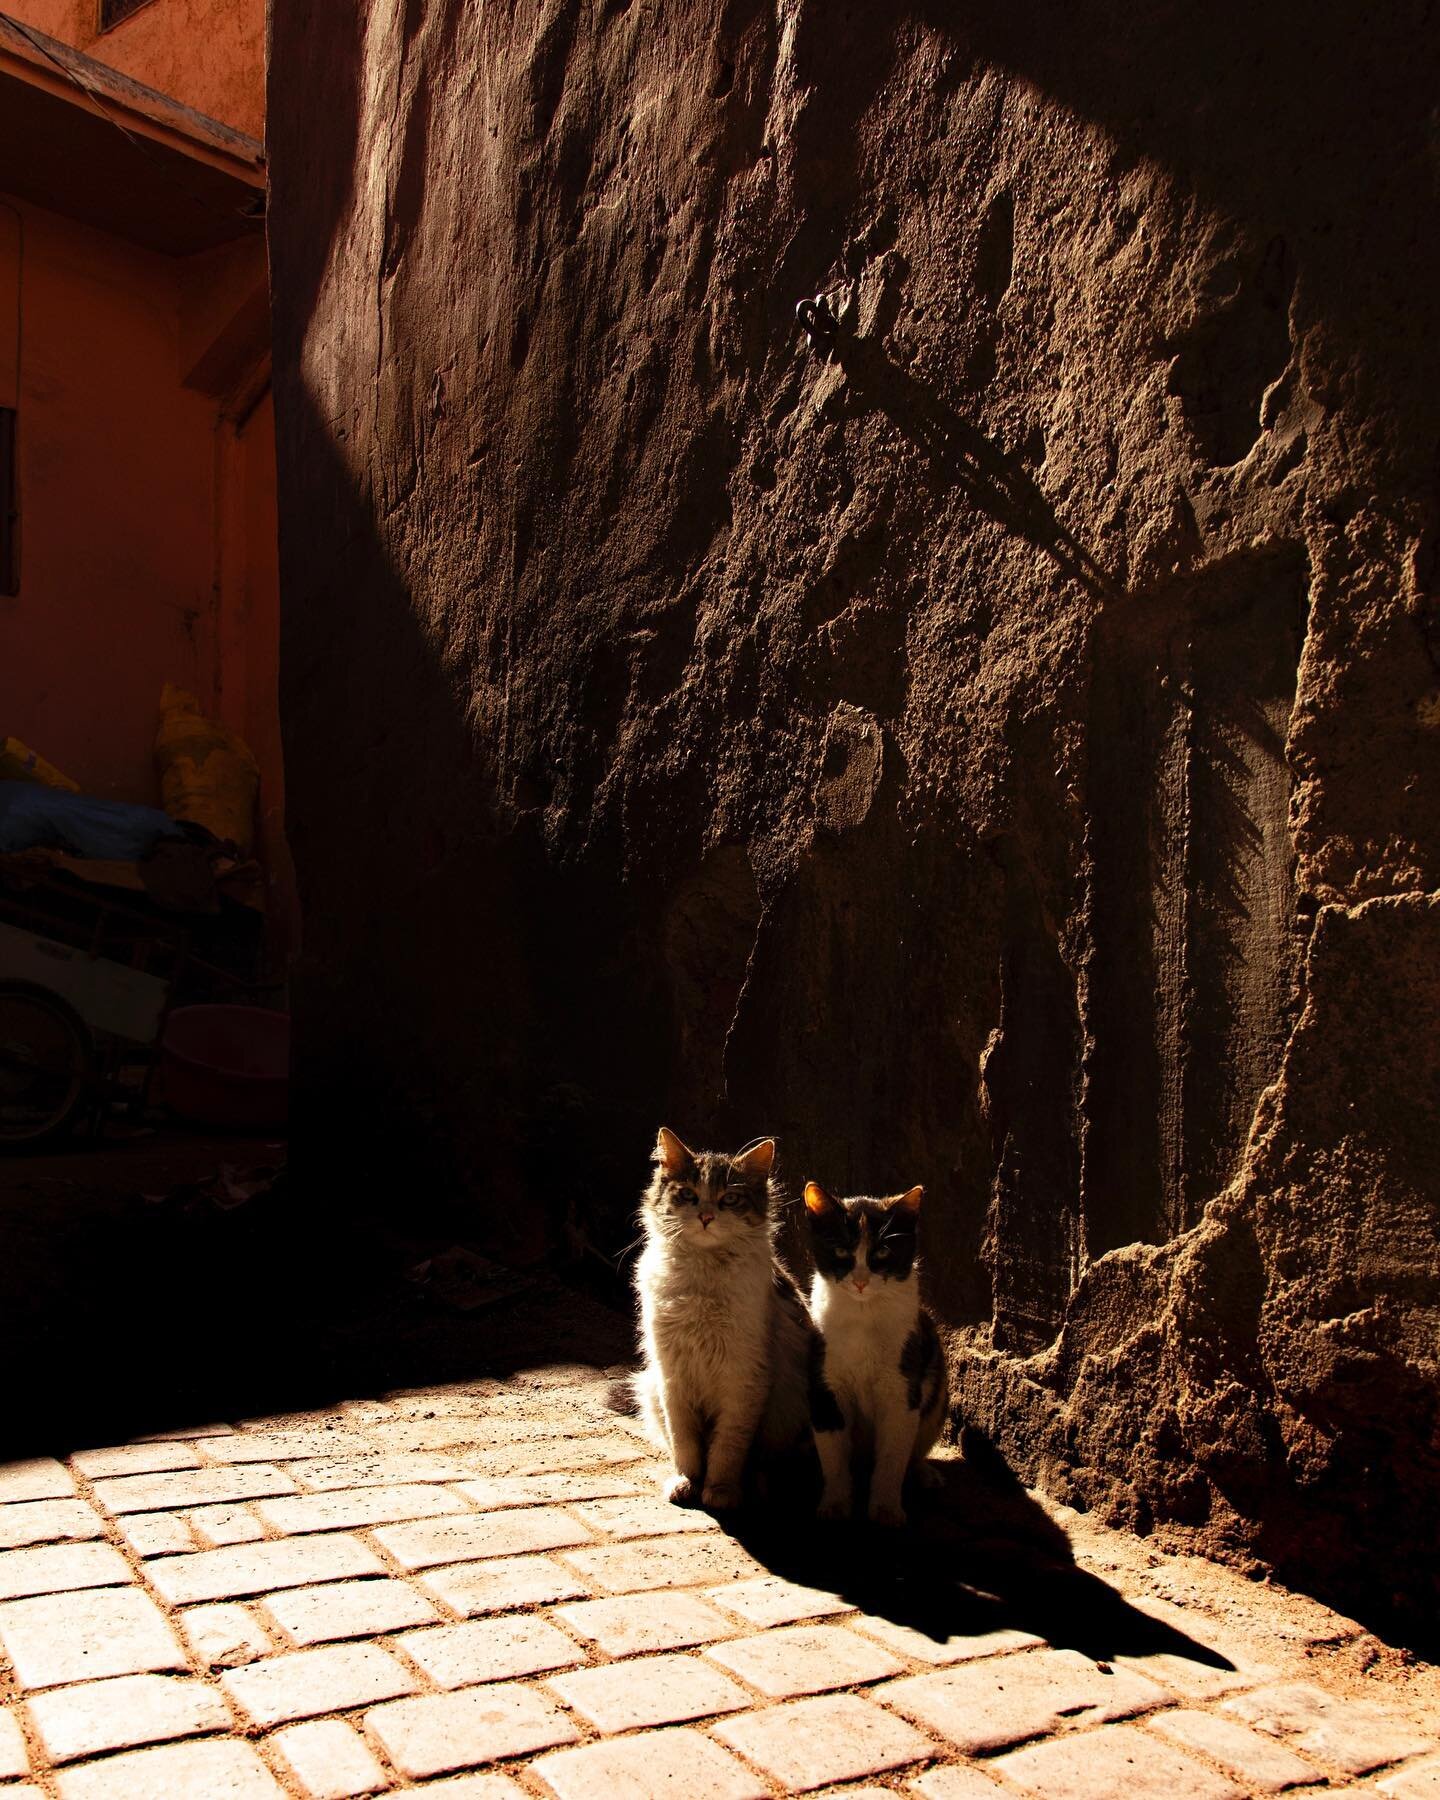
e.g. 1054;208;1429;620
604;1372;641;1416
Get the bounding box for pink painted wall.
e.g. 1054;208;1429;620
6;0;265;139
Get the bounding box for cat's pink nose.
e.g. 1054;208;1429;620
853;1277;869;1292
699;1211;715;1227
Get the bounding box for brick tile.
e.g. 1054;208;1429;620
54;1737;285;1798
366;1682;579;1779
400;1614;582;1686
222;1641;419;1726
257;1482;469;1535
265;1576;440;1644
0;1586;185;1688
561;1533;762;1594
0;1706;28;1779
706;1575;855;1627
1150;1707;1324;1790
707;1623;903;1698
290;1453;488;1491
401;1777;527;1797
546;1652;752;1732
0;1458;74;1503
569;1494;721;1539
455;1470;649;1510
0;1786;43;1797
181;1601;276;1667
189;1503;264;1546
70;1441;202;1479
1222;1682;1435;1775
850;1615;1042;1665
270;1718;389;1798
0;1541;131;1599
365;1418;554;1453
93;1463;298;1514
374;1505;592;1570
713;1693;935;1790
27;1672;231;1764
0;1499;103;1549
1379;1758;1440;1797
556;1591;736;1656
118;1511;196;1556
993;1721;1245;1799
880;1648;1169;1753
145;1530;386;1603
911;1769;1011;1798
204;1429;377;1462
532;1724;770;1800
416;1554;587;1616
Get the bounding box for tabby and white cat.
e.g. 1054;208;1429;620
803;1180;948;1526
633;1128;811;1509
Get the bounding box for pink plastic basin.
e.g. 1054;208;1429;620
160;1004;289;1130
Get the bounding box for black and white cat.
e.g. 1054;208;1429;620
633;1128;811;1509
803;1180;949;1525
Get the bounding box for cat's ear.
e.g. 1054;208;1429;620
732;1138;775;1181
656;1127;694;1177
804;1181;840;1218
893;1185;924;1216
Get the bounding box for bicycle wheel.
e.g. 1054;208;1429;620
0;982;93;1149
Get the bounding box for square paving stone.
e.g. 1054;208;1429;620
455;1471;649;1510
373;1506;594;1569
0;1541;131;1599
27;1672;231;1763
145;1531;386;1603
399;1614;583;1686
203;1430;377;1463
416;1554;588;1616
705;1575;855;1628
403;1778;528;1799
70;1442;202;1479
269;1718;390;1798
555;1591;737;1656
1150;1707;1325;1790
531;1724;770;1800
0;1586;186;1688
221;1641;420;1726
181;1602;276;1668
1378;1758;1440;1798
256;1482;469;1535
263;1576;440;1644
188;1504;265;1547
93;1464;298;1514
546;1653;753;1733
55;1737;285;1798
706;1623;903;1698
1221;1682;1436;1775
568;1494;721;1539
0;1707;28;1778
0;1500;103;1549
713;1693;936;1790
880;1648;1170;1753
850;1615;1042;1665
118;1512;196;1557
560;1534;762;1594
993;1721;1245;1799
0;1459;74;1503
365;1682;579;1779
911;1769;1012;1798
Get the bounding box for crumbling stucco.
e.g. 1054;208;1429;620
269;0;1440;1637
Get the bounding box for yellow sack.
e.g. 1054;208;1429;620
0;736;79;791
154;684;258;855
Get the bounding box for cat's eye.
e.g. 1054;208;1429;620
676;1186;698;1203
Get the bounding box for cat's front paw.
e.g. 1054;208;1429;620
817;1492;852;1523
701;1480;743;1512
665;1473;699;1507
869;1498;908;1528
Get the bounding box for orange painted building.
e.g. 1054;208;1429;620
0;4;292;949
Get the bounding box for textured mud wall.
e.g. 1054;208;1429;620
268;0;1439;1634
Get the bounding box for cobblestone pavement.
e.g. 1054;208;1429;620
0;1363;1435;1798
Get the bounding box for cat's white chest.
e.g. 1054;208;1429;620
812;1279;915;1413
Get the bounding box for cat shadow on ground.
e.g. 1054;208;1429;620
725;1429;1235;1674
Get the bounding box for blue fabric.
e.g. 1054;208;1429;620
0;781;184;860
